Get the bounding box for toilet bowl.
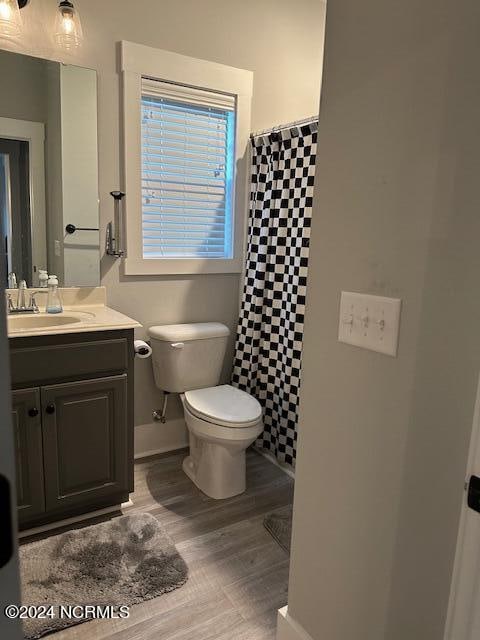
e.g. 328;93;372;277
181;385;263;499
147;322;263;500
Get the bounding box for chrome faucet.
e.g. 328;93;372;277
7;293;15;313
6;286;48;314
29;291;48;313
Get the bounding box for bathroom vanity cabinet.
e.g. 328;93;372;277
9;329;135;531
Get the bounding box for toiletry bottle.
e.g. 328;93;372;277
38;270;48;288
18;280;27;309
46;276;63;314
8;272;17;289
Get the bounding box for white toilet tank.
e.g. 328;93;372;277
148;322;230;393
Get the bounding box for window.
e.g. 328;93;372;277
141;80;236;260
121;41;253;275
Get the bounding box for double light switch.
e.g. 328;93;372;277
338;291;402;357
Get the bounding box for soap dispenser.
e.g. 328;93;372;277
46;275;63;314
38;270;48;288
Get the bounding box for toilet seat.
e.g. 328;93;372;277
184;384;262;428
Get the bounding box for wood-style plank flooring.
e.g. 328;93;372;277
48;449;294;640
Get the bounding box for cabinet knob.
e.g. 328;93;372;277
28;408;39;418
45;404;55;415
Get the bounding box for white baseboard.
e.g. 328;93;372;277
134;443;188;460
254;447;296;479
19;500;133;539
276;607;314;640
134;419;188;459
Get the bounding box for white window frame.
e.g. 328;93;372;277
121;41;253;275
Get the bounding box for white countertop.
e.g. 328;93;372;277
7;287;141;338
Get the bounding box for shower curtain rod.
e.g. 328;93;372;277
250;115;318;138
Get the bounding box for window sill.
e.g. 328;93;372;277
123;257;243;276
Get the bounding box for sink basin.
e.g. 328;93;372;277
8;312;93;332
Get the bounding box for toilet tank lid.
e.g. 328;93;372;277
148;322;230;342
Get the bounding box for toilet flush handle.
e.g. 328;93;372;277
171;342;185;349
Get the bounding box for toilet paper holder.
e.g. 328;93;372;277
134;340;152;359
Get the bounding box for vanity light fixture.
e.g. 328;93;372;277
0;0;24;38
0;0;83;48
54;0;83;49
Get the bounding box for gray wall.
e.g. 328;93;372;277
287;1;480;639
0;0;326;455
0;50;48;123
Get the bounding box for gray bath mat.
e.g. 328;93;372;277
20;513;188;639
264;505;293;553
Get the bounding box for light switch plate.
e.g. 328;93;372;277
338;291;402;357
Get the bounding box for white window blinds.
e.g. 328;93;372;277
141;78;236;259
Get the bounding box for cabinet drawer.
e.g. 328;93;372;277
10;336;129;386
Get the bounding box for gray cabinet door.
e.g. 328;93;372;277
41;375;128;512
11;388;45;524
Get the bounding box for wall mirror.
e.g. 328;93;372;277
0;49;100;288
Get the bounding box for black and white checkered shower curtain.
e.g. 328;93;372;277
232;122;317;469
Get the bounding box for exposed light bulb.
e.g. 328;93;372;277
54;0;83;49
62;15;73;34
0;2;12;20
0;0;22;38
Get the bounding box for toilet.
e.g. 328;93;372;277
148;322;263;499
